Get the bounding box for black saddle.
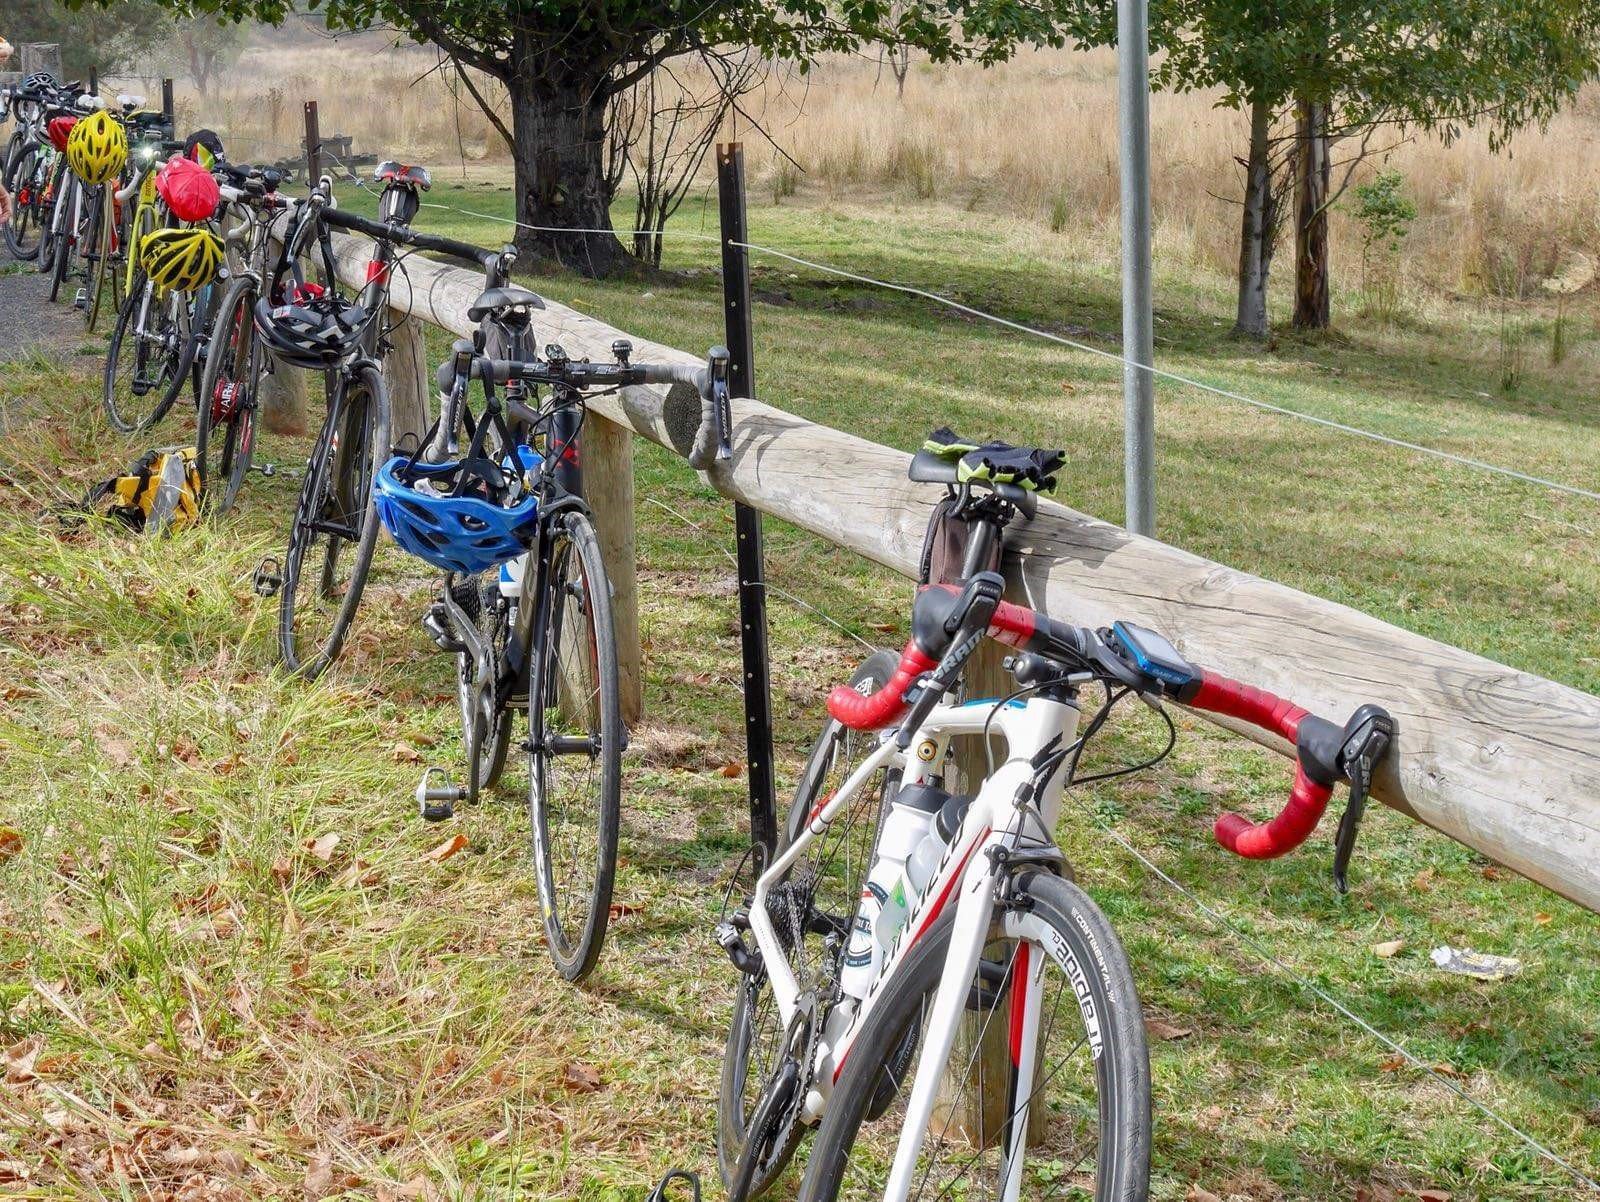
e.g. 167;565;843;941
469;285;545;323
908;448;1037;512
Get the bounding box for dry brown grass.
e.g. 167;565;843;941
119;38;1600;305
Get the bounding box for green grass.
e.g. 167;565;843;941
0;180;1596;1200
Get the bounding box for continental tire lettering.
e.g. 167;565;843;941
1043;927;1104;1060
1072;908;1117;1000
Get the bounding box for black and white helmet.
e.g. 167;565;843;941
22;71;58;93
252;293;372;369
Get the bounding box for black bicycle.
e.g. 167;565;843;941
389;295;726;980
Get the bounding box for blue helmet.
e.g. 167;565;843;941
374;446;542;575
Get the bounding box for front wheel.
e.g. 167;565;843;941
3;144;49;261
798;871;1151;1202
195;276;261;513
277;363;390;680
528;509;622;982
104;270;194;434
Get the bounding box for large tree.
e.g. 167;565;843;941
101;0;1072;277
1073;0;1600;334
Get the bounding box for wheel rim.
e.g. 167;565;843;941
825;925;1109;1202
529;523;612;963
106;281;183;433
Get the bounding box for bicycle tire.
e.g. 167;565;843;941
47;175;74;303
3;144;47;260
797;870;1151;1202
460;579;515;796
277;361;390;680
718;648;902;1198
103;271;190;434
83;186;111;332
528;508;622;983
195;275;259;513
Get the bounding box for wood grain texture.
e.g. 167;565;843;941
335;236;1600;914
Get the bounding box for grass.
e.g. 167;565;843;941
0;177;1596;1201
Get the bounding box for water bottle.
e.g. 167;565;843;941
904;792;973;896
838;783;946;999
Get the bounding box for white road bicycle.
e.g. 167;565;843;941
716;458;1393;1202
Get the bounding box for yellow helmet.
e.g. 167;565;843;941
66;109;128;185
141;227;224;293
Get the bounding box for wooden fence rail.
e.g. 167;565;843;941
313;231;1600;915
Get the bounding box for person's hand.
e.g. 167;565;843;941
0;38;14;65
0;183;12;228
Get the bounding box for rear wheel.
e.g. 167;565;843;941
277;363;389;680
3;144;49;260
718;649;902;1198
528;509;622;982
47;175;76;303
82;186;118;332
196;276;261;512
798;872;1151;1202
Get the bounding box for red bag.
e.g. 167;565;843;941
46;116;77;153
156;156;220;223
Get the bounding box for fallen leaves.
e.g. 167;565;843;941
718;761;744;778
1145;1017;1194;1041
4;1036;41;1083
302;833;340;864
1185;1187;1223;1202
392;741;425;764
0;826;23;863
1372;939;1406;959
423;833;469;863
561;1061;603;1093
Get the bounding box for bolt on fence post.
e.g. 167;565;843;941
303;100;321;185
1118;0;1157;536
717;142;778;864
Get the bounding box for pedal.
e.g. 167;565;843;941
416;767;466;822
252;555;281;597
72;287;87;310
251;461;277;478
421;603;465;653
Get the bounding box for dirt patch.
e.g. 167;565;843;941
0;265;94;362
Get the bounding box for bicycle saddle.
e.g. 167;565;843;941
468;285;546;323
908;448;1036;511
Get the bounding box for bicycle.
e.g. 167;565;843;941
1;74;81;262
715;447;1394;1202
387;306;727;981
194;161;287;512
255;162;514;679
102;145;218;434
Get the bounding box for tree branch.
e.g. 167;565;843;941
453;59;513;153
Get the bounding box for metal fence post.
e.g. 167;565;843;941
716;142;778;862
1118;0;1157;536
161;79;174;127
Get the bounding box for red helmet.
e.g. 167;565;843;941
46;115;77;153
156;156;220;224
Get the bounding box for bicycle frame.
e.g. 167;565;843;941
748;691;1082;1202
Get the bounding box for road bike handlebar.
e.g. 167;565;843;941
438;347;731;469
826;582;1391;865
319;206;505;276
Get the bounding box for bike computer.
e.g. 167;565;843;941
1108;621;1199;695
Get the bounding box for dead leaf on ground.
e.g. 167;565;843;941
1145;1018;1194;1041
1379;1054;1408;1072
1412;1190;1452;1202
608;901;641;921
718;761;744;778
0;827;23;863
1372;939;1405;959
423;833;469;863
561;1061;603;1092
301;833;340;863
1534;912;1552;925
304;1154;335;1200
0;1160;29;1184
1185;1188;1223;1202
392;741;425;764
4;1037;41;1083
1356;1186;1399;1202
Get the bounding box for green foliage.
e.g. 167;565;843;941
1351;170;1416;258
4;0;172;78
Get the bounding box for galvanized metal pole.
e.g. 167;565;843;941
1118;0;1157;536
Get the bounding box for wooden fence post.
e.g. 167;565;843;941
584;416;642;725
381;310;430;450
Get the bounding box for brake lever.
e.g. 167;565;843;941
894;573;1004;749
708;346;733;460
1330;704;1395;893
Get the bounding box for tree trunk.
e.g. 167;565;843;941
508;71;632;279
1233;97;1277;338
1292;96;1331;330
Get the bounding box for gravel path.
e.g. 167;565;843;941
0;261;93;361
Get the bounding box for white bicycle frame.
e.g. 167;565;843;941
748;689;1084;1202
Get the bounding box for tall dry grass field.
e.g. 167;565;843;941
129;38;1600;309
